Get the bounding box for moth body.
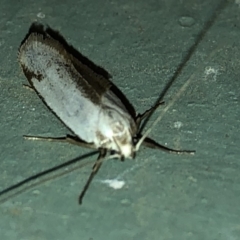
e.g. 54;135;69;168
9;29;195;205
18;33;136;158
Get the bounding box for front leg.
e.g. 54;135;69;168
78;148;107;204
135;101;164;129
143;137;195;155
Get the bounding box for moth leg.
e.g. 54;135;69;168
136;101;164;128
23;135;96;149
143;137;195;155
79;149;107;204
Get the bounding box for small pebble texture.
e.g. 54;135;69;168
0;0;239;239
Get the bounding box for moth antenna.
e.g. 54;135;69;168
135;75;194;151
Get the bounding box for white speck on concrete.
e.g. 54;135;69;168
174;121;183;129
204;66;219;81
37;12;45;19
100;179;125;189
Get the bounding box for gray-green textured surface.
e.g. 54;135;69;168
0;0;240;239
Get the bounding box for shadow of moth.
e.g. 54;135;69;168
18;32;194;204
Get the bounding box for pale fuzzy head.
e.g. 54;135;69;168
96;108;136;159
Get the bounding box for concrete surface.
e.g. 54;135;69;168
0;0;239;239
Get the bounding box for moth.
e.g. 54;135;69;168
18;31;194;204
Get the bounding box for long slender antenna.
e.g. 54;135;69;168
135;73;194;151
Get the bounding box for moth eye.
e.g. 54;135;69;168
132;137;138;145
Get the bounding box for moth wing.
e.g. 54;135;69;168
70;54;112;97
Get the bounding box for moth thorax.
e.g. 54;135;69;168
98;108;135;158
111;121;134;158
